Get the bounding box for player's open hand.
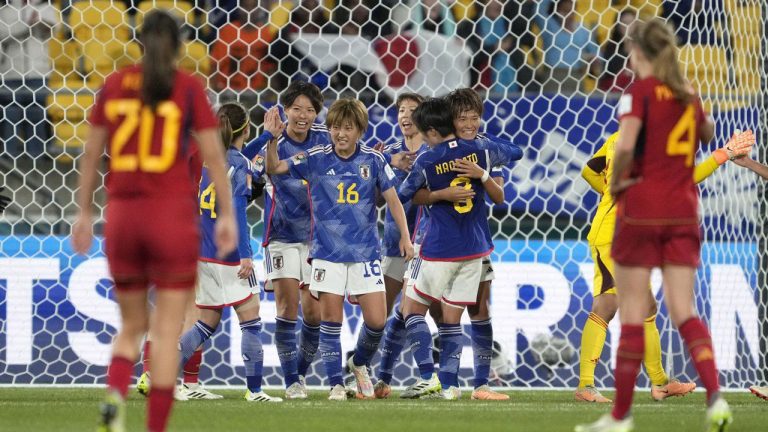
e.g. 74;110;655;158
264;106;286;138
238;258;254;280
214;213;238;259
399;236;415;261
439;186;475;203
391;151;416;172
452;159;484;179
725;129;755;160
71;215;93;255
0;186;10;214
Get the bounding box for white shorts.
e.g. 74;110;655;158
481;257;495;283
309;259;385;302
406;257;483;308
263;241;312;291
404;243;422;287
382;255;407;283
196;261;259;309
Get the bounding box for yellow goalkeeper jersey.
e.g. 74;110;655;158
583;132;723;247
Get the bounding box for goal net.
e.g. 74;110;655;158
0;0;765;390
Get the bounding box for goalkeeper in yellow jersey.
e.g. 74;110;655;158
575;130;752;403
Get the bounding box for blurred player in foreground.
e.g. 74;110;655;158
72;10;236;432
575;19;754;432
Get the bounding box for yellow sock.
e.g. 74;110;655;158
578;312;608;388
643;314;669;386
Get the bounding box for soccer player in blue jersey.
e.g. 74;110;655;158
244;81;327;399
177;103;282;402
398;97;522;400
266;99;415;400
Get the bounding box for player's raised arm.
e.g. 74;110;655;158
242;106;285;159
265;135;291;175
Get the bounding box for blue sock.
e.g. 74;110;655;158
378;309;406;384
352;324;384;367
275;316;299;387
179;321;215;370
297;322;321;377
319;321;343;387
240;318;264;393
405;314;434;380
438;323;463;388
471;318;493;388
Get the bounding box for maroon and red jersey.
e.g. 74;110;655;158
89;65;218;199
616;76;708;225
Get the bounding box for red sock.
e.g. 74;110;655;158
183;349;202;384
679;317;720;402
147;386;175;432
106;356;134;398
611;325;644;421
142;340;151;374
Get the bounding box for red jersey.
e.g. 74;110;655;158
89;65;218;199
616;77;707;224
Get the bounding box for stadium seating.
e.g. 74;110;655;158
46;92;94;154
135;0;194;28
48;33;83;89
69;1;132;87
180;41;211;77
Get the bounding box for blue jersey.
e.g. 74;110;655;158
258;125;332;246
381;140;428;256
399;138;523;261
199;147;263;264
289;144;397;263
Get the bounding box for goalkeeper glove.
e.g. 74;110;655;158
725;129;756;161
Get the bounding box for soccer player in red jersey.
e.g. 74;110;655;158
71;10;236;432
576;19;736;432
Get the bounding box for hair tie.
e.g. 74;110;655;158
232;119;249;134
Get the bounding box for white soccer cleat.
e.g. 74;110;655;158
442;386;461;400
244;390;283;403
178;382;224;400
706;397;733;432
174;386;189;401
96;391;125;432
328;384;348;401
574;414;634;432
298;375;307;392
285;381;308;400
749;385;768;401
346;356;374;398
399;373;441;399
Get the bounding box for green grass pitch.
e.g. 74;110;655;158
0;388;764;431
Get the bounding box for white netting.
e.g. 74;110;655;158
0;0;765;389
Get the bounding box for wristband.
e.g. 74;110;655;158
480;170;490;182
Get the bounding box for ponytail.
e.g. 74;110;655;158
630;19;692;103
217;103;249;148
139;10;181;111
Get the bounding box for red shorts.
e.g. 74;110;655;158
105;197;199;291
611;220;701;268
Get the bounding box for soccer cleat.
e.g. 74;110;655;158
244;390;283;403
575;386;612;403
178;382;224;400
706;397;733;432
651;379;696;401
328;384;348;401
136;372;150;397
347;356;374;398
374;381;392;399
174;386;189;401
285;382;308;400
399;373;442;399
96;391;125;432
574;414;634;432
298;375;307;392
749;386;768;401
471;385;509;400
442;386;461;400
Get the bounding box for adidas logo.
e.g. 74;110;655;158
376;279;384;285
326;169;336;175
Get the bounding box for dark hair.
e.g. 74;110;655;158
326;98;368;133
446;87;484;119
395;92;424;109
412;97;455;137
279;80;324;113
139;10;181;111
629;19;691;103
217;103;249;148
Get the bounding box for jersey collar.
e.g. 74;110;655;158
333;142;361;162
